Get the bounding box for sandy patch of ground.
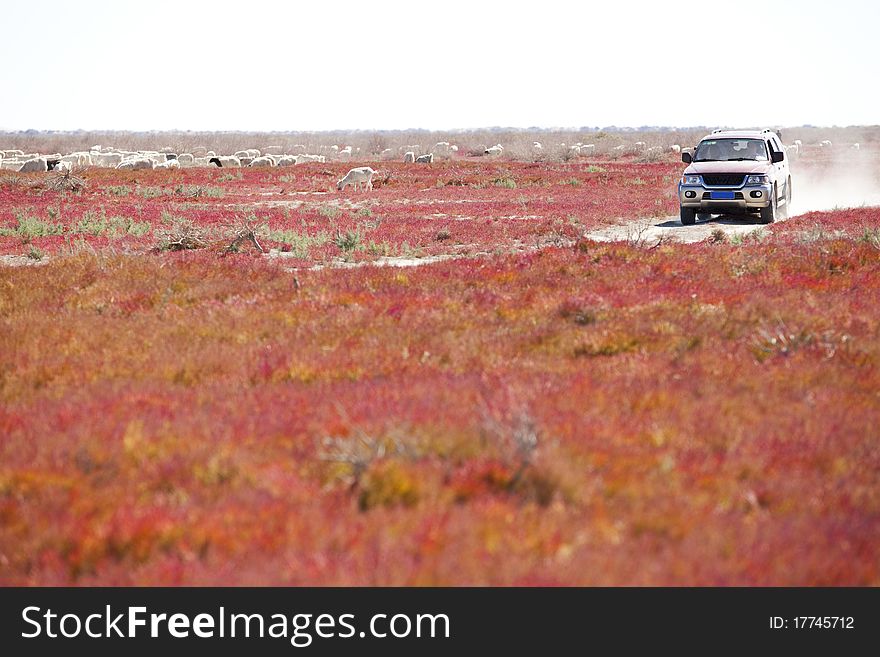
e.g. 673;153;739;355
584;213;786;244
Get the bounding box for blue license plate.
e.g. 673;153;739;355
711;191;735;200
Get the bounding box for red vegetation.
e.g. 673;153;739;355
0;160;682;262
2;218;879;584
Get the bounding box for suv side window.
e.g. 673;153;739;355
770;136;783;155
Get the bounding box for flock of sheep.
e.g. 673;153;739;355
0;142;465;174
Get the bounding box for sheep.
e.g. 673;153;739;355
19;157;49;173
851;143;860;150
403;151;416;163
92;152;123;167
61;152;92;166
450;145;458;153
433;142;452;158
233;150;251;159
295;154;325;164
155;159;181;169
177;153;194;166
380;148;395;160
209;156;241;168
820;140;833;148
416;153;434;164
338;146;353;160
337;166;378;192
54;160;73;172
249;156;276;167
793;139;802;149
670;144;681;153
4;149;24;157
275;155;297;167
634;141;646;149
786;143;800;157
532;142;543;151
116;157;155;171
484;144;503;157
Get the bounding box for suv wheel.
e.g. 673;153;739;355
680;207;696;226
759;184;777;224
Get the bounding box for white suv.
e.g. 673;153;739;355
678;129;792;225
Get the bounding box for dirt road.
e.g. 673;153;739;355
584;213;786;244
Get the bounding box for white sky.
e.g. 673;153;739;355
2;0;878;131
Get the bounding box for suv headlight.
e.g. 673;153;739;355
681;175;702;185
746;174;769;184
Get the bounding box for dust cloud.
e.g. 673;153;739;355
788;148;880;216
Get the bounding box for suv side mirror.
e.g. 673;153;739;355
771;151;784;163
681;152;692;164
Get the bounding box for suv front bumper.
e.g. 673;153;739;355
679;182;772;212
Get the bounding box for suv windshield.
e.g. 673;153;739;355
694;138;768;162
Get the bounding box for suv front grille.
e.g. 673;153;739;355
702;174;746;187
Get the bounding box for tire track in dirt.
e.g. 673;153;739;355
584;213;789;244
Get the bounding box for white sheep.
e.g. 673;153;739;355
116;157;155;171
54;160;73;172
433;142;452;158
532;142;543;151
275;155;297;166
338;146;353;160
820;140;833;148
380;148;395;160
484;144;503;156
176;153;194;166
89;152;121;167
249;156;276;167
403;151;416;163
337;166;378;192
851;143;860;150
670;144;681;153
155;159;181;169
416;153;434;164
295;154;325;164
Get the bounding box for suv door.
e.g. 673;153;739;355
767;136;786;200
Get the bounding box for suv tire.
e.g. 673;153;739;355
759;185;777;224
680;207;696;226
